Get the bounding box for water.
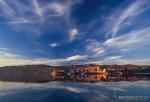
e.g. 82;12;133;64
0;81;150;102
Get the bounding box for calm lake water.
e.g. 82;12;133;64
0;81;150;102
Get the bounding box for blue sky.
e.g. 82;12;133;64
0;0;150;66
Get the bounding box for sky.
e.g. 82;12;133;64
0;0;150;66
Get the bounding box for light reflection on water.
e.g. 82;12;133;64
0;81;150;102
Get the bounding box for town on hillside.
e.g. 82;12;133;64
0;64;150;83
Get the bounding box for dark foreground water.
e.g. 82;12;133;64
0;81;150;102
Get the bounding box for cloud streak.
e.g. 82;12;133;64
111;0;143;38
86;40;106;57
104;27;150;50
0;0;75;37
99;0;150;38
32;0;43;16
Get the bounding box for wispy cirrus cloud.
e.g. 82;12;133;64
0;0;76;36
104;56;122;60
111;0;145;38
86;40;106;57
0;48;21;59
99;0;150;38
0;0;14;17
32;0;43;16
104;27;150;50
49;2;67;16
65;55;88;61
8;18;31;24
0;51;19;59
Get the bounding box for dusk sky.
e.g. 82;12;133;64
0;0;150;66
